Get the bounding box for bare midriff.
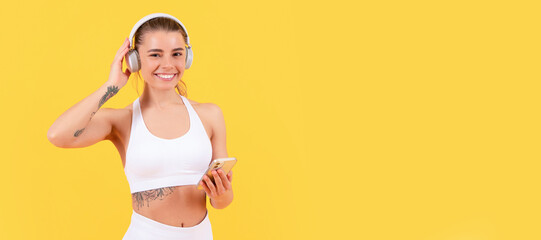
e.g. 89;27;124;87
131;185;208;228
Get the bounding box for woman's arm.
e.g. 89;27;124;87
47;38;131;148
199;103;234;209
47;81;120;148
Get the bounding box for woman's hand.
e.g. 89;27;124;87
199;169;233;208
107;37;131;88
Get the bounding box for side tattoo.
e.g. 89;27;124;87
132;187;176;209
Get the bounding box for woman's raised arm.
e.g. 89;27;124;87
47;82;120;148
47;38;132;148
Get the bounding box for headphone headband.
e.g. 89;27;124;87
128;13;191;48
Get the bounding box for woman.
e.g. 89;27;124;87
47;13;233;239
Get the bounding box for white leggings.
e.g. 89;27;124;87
122;210;213;240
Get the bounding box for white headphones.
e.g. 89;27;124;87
125;13;194;72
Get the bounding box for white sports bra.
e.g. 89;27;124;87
124;94;213;193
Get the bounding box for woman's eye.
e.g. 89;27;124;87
150;53;182;57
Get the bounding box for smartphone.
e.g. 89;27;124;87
197;157;237;190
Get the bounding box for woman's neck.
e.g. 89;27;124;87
140;86;182;110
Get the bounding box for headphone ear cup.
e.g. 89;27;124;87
185;47;193;69
125;49;141;72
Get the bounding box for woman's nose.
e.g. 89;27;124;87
161;55;174;67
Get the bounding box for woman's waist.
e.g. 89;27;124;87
131;185;207;227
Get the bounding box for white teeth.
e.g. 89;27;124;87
156;74;175;79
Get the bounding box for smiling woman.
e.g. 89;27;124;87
47;13;234;240
129;15;191;97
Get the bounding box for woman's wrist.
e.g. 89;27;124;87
210;190;234;209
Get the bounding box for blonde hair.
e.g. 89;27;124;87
131;17;188;97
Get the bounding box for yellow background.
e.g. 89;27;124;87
1;0;540;239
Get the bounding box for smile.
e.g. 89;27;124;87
154;73;176;81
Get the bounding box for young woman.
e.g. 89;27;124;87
47;13;233;239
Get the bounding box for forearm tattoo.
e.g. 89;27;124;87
98;85;120;109
73;85;119;137
132;187;176;210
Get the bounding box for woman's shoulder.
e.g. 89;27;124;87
184;98;224;127
185;97;223;114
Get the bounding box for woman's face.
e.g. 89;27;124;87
138;30;187;90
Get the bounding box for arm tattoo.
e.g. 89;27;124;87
73;85;118;138
98;85;119;109
74;128;85;137
132;187;176;210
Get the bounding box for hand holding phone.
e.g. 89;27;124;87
197;157;237;190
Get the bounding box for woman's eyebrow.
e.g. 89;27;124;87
147;47;185;53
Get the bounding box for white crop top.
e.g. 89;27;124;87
124;94;213;193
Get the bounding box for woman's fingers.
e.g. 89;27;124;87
202;169;234;198
204;175;217;196
227;170;233;182
120;47;129;65
113;38;130;65
106;38;131;88
114;39;127;59
117;44;130;64
201;180;211;195
116;38;128;54
217;169;231;190
212;170;225;193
